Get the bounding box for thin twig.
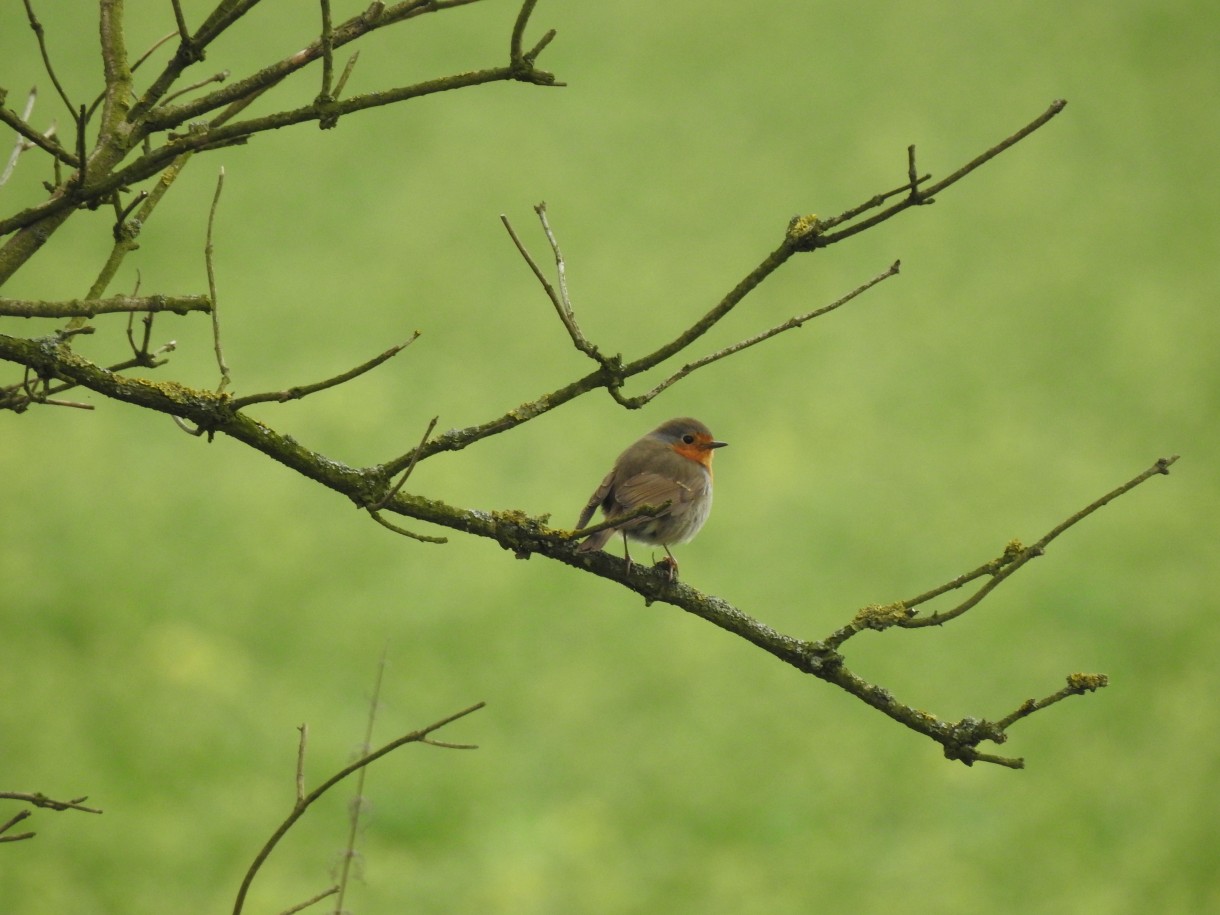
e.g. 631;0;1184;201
170;0;191;46
0;87;39;187
21;0;75;116
87;30;179;122
0;809;36;842
995;673;1110;731
277;885;339;915
160;70;230;107
333;51;361;99
295;724;308;805
0;791;103;814
616;260;901;407
368;509;448;543
229;334;420;410
205;166;230;392
509;0;538;63
333;650;389;915
372;414;438;510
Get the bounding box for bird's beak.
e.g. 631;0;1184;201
708;440;728;449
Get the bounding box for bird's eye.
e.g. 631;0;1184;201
682;434;695;444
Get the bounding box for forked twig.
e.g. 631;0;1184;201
501;206;603;362
899;454;1180;629
231;701;485;915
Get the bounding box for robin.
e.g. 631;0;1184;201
575;417;727;579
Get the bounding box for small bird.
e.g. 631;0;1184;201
575;417;727;579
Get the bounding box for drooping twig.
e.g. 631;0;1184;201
231;701;484;915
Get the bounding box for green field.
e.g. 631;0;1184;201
2;2;1217;912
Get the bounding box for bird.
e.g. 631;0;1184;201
575;417;727;579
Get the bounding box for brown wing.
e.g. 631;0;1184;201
613;471;696;512
576;468;617;530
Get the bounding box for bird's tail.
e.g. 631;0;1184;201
575;526;616;553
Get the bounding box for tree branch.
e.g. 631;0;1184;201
0;294;210;318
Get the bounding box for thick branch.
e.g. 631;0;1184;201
0;331;1172;765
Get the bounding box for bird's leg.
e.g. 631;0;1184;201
657;546;680;582
621;532;637;575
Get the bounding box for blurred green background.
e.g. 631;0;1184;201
2;1;1216;912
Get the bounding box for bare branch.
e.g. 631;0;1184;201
231;701;485;915
901;455;1180;629
0;294;210;318
813;99;1069;245
614;260;901;407
229;334;420;410
0;791;103;814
